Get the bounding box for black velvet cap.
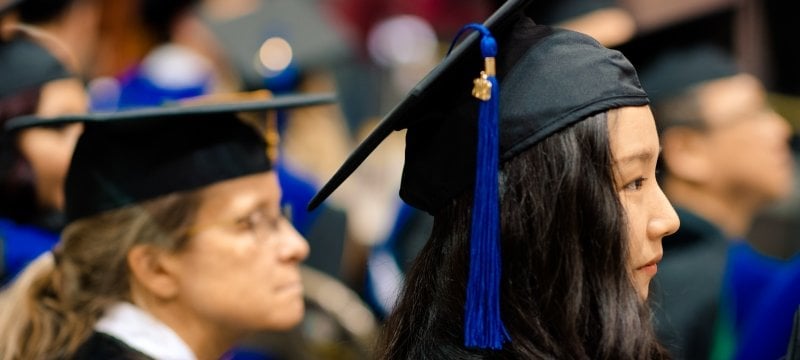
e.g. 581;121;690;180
308;0;648;213
6;93;336;222
0;36;71;100
637;43;739;103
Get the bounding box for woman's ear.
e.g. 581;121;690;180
660;127;712;183
127;245;180;300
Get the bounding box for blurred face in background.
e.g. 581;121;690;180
167;172;309;338
697;74;794;207
15;77;87;211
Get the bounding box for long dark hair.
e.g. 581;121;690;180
377;112;668;359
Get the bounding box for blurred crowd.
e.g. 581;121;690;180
2;0;799;359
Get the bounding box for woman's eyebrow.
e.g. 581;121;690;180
615;148;661;165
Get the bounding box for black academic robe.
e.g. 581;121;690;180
650;207;729;360
71;332;154;360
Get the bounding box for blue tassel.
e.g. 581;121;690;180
449;23;509;350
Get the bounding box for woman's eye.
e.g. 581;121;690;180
234;216;256;232
624;177;646;191
269;216;284;232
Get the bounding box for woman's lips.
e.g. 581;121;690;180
638;263;658;276
276;280;303;294
637;255;662;276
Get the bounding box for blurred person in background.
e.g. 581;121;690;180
639;43;795;360
0;95;327;359
138;2;380;357
89;0;353;287
0;28;87;285
0;0;99;73
87;0;240;110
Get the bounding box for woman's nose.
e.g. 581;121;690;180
280;222;310;262
649;185;680;240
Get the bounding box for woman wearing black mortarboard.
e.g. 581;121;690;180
0;94;332;359
364;0;642;319
308;0;680;358
0;24;87;284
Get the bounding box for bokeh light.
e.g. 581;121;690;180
367;15;438;68
257;36;294;74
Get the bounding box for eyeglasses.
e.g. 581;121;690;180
187;204;294;241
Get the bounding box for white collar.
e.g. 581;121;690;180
94;302;197;360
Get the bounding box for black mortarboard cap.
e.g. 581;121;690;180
0;36;72;100
6;93;336;223
309;0;647;213
637;43;739;103
307;0;647;351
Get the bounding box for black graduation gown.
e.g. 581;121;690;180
71;332;154;360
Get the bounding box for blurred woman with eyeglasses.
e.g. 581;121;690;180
0;95;331;359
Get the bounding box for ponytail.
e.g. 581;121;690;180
0;190;202;359
0;253;57;359
0;252;72;360
0;251;104;359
